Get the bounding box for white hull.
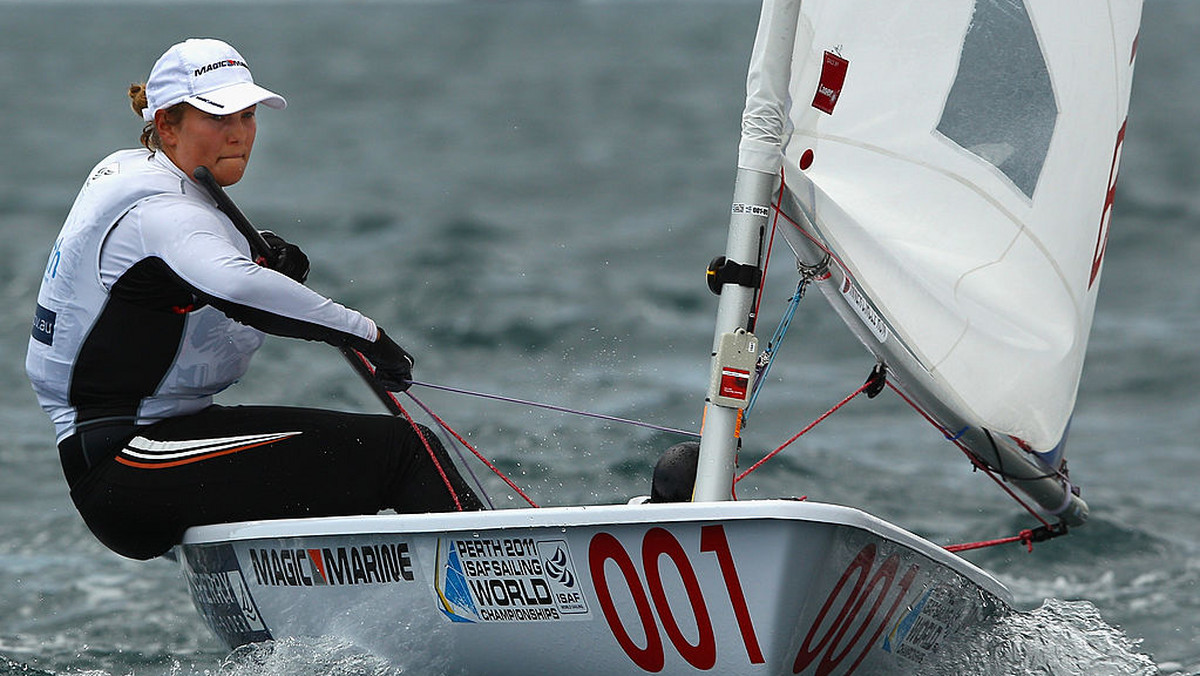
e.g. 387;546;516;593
179;500;1010;675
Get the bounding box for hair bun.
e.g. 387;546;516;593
128;82;148;115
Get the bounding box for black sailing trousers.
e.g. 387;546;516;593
59;404;483;560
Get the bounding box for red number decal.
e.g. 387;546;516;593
794;544;875;672
590;532;664;672
590;525;762;671
700;525;764;664
643;528;717;669
841;562;918;676
793;544;920;676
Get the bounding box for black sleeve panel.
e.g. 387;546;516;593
111;257;373;351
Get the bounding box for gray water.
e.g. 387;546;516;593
0;1;1196;674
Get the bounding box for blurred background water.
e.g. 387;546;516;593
0;0;1196;674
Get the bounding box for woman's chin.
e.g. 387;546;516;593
213;161;248;186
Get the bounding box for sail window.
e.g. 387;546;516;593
937;0;1057;198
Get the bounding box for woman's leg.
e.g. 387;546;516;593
69;405;482;560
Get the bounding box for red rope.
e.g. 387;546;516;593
348;349;489;511
724;173;1067;547
750;171;789;329
405;393;540;508
767;185;853;283
734;378;875;484
727;355;1064;553
945;523;1068;553
945;530;1035;553
385;391;465;511
884;381;1053;528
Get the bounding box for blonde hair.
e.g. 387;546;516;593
128;83;185;151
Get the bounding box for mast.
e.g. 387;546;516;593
693;0;801;502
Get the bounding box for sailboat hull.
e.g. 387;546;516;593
179;500;1010;674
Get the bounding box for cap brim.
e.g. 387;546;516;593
185;81;287;117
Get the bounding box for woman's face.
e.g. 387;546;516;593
157;104;258;187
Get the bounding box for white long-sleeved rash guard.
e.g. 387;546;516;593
27;149;378;442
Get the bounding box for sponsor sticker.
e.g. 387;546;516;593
882;585;966;664
719;367;751;401
247;542;414;587
32;304;56;345
195;59;248;77
840;278;889;343
812;51;850;114
434;536;589;623
182;544;271;647
731;203;771;218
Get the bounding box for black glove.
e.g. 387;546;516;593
260;231;310;283
360;327;415;391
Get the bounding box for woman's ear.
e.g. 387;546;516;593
154;109;178;148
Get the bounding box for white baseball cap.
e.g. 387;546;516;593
142;38;287;122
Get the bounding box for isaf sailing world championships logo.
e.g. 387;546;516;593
435;536;589;623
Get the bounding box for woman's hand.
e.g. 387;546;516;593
360;328;415;391
260;230;309;283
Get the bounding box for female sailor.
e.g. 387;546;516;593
26;38;481;560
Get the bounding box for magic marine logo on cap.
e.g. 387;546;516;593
195;59;248;77
249;542;414;587
434;536;590;623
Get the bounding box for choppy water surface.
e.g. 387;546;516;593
1;1;1197;674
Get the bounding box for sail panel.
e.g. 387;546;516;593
765;0;1142;451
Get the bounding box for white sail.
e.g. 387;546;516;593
736;0;1142;519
